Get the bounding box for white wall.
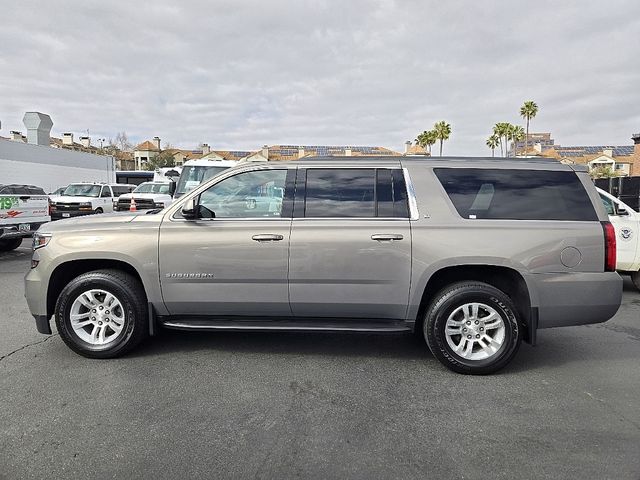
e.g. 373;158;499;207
0;139;115;192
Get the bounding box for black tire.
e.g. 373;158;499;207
55;269;148;358
631;271;640;292
94;207;103;214
0;238;23;252
423;282;522;375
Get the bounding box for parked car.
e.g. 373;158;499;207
25;157;622;374
0;184;50;251
115;181;175;211
597;187;640;290
50;183;135;220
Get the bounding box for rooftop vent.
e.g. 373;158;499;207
22;112;53;146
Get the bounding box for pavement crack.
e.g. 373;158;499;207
584;391;640;431
0;334;58;362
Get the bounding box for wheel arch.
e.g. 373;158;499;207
47;259;144;319
413;264;535;344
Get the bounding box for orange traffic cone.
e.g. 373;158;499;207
130;197;137;212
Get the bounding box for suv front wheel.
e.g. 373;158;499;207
55;269;148;358
424;282;522;375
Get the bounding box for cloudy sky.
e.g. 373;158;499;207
1;0;639;155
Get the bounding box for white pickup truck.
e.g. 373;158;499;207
0;184;51;252
597;187;640;290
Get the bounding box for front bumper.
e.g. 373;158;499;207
51;210;93;220
526;271;622;329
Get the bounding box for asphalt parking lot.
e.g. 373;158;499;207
1;239;639;479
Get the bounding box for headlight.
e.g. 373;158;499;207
79;202;92;207
154;202;165;208
32;233;52;250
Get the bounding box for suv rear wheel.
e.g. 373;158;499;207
630;271;640;292
55;269;148;358
424;282;522;374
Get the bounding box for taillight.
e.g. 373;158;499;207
602;221;616;272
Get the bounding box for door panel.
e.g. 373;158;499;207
159;167;293;317
288;219;411;319
159;219;292;315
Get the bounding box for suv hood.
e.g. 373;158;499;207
41;212;147;233
53;195;96;203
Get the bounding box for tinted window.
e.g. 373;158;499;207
199;169;287;218
305;169;376;217
434;168;597;221
100;187;112;198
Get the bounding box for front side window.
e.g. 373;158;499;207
434;168;598;221
175;166;231;196
100;187;112;198
198;169;287;218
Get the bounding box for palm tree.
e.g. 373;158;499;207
433;121;452;156
486;134;500;157
415;130;437;155
510;125;525;156
493;122;511;157
520;101;538;154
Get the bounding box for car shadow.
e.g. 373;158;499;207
127;321;639;375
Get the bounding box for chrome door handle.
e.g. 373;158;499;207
252;234;284;242
371;234;403;241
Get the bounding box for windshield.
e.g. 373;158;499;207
175;166;230;196
133;183;170;194
63;184;101;197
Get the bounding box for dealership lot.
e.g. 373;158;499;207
1;240;639;479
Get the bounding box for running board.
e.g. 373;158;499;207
159;317;412;333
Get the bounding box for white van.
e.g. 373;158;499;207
50;183;135;220
597;187;640;289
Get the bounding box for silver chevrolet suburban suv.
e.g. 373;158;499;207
25;157;622;374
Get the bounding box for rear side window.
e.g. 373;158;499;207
302;168;409;218
434;168;598;221
305;169;376;217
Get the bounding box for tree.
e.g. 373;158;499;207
589;165;619;179
415;129;437;155
433;121;452;156
144;150;175;171
486;134;500;157
493;122;511;157
519;101;539;154
112;131;133;152
510;125;525;156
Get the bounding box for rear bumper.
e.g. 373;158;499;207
525;271;622;329
0;222;47;239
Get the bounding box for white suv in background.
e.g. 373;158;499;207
50;183;135;220
597;187;640;290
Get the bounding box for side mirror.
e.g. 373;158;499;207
617;206;629;216
168;181;176;196
181;198;198;219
